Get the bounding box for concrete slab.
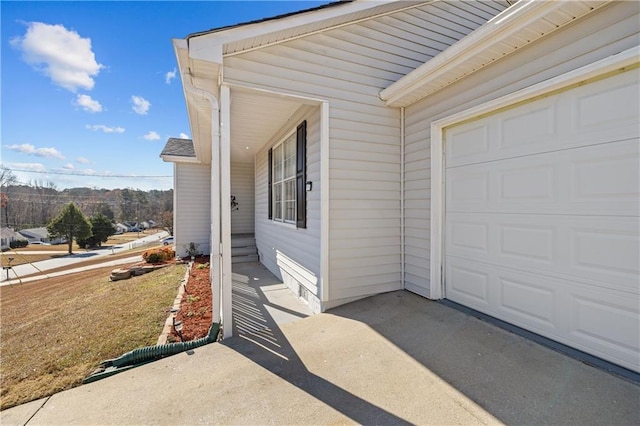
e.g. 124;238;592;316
0;397;47;426
2;262;638;425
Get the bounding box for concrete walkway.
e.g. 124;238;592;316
2;262;639;425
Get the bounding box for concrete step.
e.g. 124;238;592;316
231;237;256;248
232;246;257;256
232;254;259;264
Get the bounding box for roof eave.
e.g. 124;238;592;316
160;154;201;164
380;0;608;108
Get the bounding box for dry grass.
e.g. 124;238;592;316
0;262;186;410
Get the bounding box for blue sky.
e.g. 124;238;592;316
1;1;329;191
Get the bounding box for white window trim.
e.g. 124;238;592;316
429;47;639;300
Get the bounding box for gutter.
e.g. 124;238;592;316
400;107;405;290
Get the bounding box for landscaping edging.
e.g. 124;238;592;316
157;262;191;345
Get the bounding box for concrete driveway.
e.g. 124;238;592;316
2;262;638;425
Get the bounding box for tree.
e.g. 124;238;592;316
158;210;173;235
0;166;18;227
78;214;114;248
47;203;91;254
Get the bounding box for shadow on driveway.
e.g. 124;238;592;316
227;264;639;425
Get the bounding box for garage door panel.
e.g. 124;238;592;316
570;140;639;207
445;258;491;307
499;101;558;151
445;70;639;169
446;139;639;216
568;289;640;371
447;212;639;294
570;225;640;285
446;257;640;372
498;274;557;329
572;72;640;136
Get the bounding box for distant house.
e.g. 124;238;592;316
18;227;66;245
162;0;639;373
114;223;128;234
1;227;26;251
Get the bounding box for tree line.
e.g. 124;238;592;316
0;166;173;231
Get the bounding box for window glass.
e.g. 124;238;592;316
272;132;296;224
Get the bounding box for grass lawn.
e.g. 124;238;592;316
0;262;186;410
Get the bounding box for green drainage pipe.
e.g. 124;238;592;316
83;323;220;384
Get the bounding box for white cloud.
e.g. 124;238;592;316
76;157;90;164
75;94;103;113
7;162;47;172
10;22;103;92
143;131;160;141
5;143;65;160
165;68;176;84
85;124;124;133
179;132;190;139
131;96;150;115
62;163;75;170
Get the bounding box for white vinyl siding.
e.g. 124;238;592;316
174;163;211;257
225;27;400;305
402;1;640;298
225;2;509;307
230;162;254;234
255;107;321;312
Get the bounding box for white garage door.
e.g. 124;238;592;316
444;69;640;372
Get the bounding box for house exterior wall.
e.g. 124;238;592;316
230;162;255;234
225;20;422;308
174;163;211;257
402;1;639;298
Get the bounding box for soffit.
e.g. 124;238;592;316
380;0;609;107
230;90;305;163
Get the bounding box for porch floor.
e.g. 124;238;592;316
3;262;638;425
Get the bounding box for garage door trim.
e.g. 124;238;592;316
429;46;639;300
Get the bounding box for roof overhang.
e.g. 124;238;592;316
174;0;435;164
380;0;609;108
187;1;431;58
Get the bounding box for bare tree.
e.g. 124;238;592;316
0;166;18;227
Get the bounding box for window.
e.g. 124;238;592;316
268;121;306;228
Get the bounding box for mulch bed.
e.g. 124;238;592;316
168;256;213;342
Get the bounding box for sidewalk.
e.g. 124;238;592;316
2;263;638;425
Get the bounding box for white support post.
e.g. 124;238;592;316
220;84;233;337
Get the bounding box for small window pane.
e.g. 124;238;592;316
273;184;282;220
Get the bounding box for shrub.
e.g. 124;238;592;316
10;240;28;249
142;247;175;264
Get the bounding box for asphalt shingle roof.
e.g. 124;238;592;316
161;138;196;158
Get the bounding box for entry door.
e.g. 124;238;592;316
443;69;639;372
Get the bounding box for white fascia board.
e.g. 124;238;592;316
188;37;224;64
160;155;200;164
188;0;399;48
380;0;571;107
